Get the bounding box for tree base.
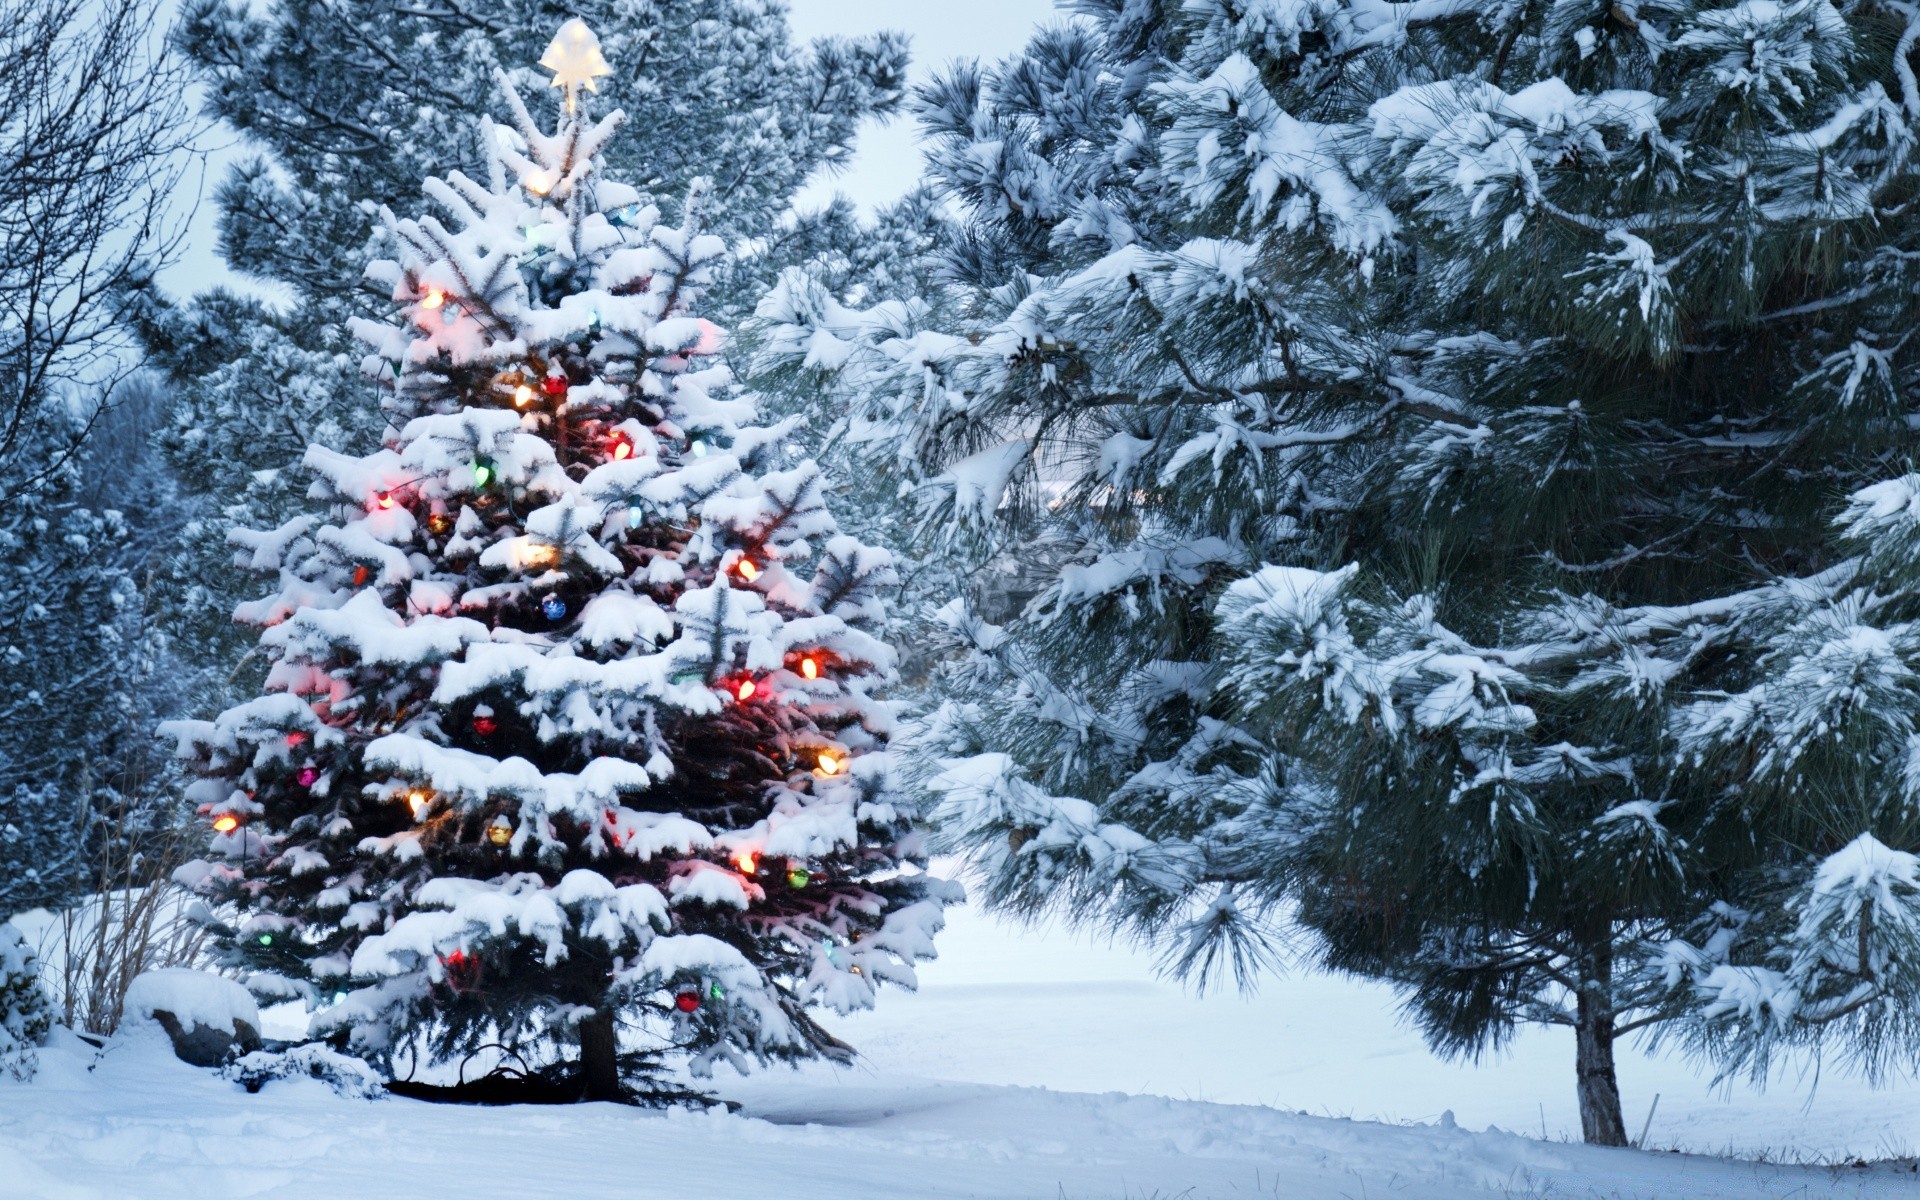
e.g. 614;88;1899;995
386;1064;723;1109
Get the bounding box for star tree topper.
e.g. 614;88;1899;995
540;18;613;113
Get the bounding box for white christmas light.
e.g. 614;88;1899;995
540;19;612;113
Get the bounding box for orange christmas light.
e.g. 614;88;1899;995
799;656;820;680
514;383;537;408
734;558;761;583
817;752;843;776
211;814;241;835
733;849;759;874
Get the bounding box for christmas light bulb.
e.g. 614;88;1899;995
609;434;633;461
376;490;395;510
817;752;842;776
735;678;756;701
514;383;536;408
800;657;819;680
407;788;432;820
258;933;273;947
473;461;495;489
734;849;758;874
735;559;760;583
420;289;445;310
212;814;241;834
522;170;554;196
286;731;308;747
627;505;642;529
691;439;709;458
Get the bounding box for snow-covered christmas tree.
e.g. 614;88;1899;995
165;21;953;1102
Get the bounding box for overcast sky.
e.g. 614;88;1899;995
161;0;1056;298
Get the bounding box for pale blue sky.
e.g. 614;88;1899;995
788;0;1055;212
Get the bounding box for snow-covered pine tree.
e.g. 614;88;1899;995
130;0;923;732
0;923;52;1081
0;400;168;916
164;26;952;1102
758;0;1920;1144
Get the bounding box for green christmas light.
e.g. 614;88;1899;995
473;459;495;489
257;933;273;947
709;982;724;1001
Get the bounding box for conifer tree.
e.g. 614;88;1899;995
166;26;952;1101
760;0;1920;1143
131;0;923;727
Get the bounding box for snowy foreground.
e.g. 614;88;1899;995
7;905;1920;1198
2;1031;1917;1200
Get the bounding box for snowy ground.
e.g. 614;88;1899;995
7;904;1920;1198
801;905;1920;1163
7;1029;1920;1200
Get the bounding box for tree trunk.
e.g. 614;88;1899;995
578;1008;621;1103
1573;938;1629;1146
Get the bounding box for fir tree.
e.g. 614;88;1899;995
0;399;172;916
759;0;1920;1143
165;27;953;1102
131;0;921;729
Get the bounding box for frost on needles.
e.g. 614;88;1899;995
161;52;955;1104
753;0;1920;1147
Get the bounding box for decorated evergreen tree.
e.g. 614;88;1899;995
760;0;1920;1144
165;24;953;1102
129;0;927;734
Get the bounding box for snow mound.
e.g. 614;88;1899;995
123;969;260;1037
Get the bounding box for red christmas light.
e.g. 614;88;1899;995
735;678;756;702
286;731;308;747
352;565;371;587
375;490;396;510
609;433;634;461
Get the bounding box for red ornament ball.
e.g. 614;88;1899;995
541;373;568;397
296;767;319;788
472;714;498;737
674;991;701;1014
